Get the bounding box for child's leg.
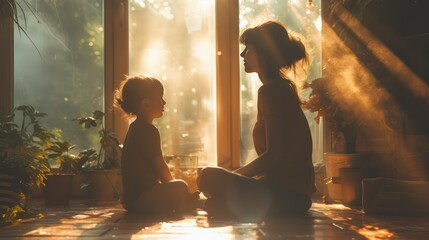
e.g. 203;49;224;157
131;180;188;214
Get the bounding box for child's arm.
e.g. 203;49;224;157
152;154;174;183
146;126;174;183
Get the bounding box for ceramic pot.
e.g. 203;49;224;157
43;174;74;206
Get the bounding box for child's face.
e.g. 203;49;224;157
146;93;166;119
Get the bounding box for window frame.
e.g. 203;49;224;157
106;0;241;168
1;0;323;169
105;0;129;143
0;2;14;116
214;0;240;169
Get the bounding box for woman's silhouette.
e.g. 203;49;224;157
198;20;316;220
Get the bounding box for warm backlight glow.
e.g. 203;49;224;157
323;3;428;179
129;0;216;166
140;43;165;77
315;16;322;31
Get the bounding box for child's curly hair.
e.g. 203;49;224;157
114;75;164;117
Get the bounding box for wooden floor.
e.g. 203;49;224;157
1;198;428;239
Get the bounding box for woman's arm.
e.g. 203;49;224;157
234;113;281;177
236;83;298;177
234;153;269;176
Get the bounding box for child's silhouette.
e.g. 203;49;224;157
115;75;198;215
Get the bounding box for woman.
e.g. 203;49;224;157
197;20;316;219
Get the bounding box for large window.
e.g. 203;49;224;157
129;0;216;166
9;0;322;167
14;0;104;153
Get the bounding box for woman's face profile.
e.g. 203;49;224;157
240;44;261;74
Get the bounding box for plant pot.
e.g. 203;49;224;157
43;174;74;206
340;167;364;205
0;173;20;211
84;169;121;203
324;152;370;203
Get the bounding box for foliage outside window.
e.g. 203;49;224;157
14;0;104;162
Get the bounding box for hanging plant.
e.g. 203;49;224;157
0;0;41;56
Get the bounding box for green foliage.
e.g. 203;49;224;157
13;0;104;154
0;200;44;227
0;0;41;56
0;203;25;226
76;148;98;168
46;138;88;174
0;105;52;224
73;111;121;170
0;105;51;192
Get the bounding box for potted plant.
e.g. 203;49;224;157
0;105;50;225
303;78;370;203
43;135;88;206
303;77;361;153
73;110;122;203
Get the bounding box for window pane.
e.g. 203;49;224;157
129;0;216;166
239;0;323;165
14;0;104;156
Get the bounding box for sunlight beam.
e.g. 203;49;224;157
322;5;428;179
332;3;429;101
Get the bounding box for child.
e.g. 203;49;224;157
114;75;198;214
